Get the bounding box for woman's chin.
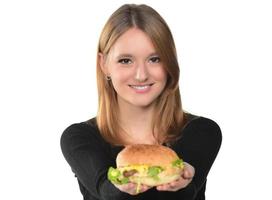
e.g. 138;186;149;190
130;100;156;108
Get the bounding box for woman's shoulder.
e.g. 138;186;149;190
183;112;222;143
60;117;101;144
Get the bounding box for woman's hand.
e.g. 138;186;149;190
156;162;195;192
113;182;152;195
113;162;194;194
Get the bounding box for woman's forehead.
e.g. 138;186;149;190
109;28;157;57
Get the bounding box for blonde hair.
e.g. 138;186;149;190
95;4;188;145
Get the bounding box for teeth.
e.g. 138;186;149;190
131;85;149;90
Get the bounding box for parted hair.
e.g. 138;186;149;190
95;4;188;145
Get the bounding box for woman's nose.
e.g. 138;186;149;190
135;62;148;82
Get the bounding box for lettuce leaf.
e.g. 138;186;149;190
147;166;163;180
172;159;184;168
107;167;129;185
107;167;121;183
147;166;163;177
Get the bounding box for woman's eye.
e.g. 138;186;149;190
118;58;132;64
149;57;160;63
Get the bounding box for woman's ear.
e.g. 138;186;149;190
98;53;108;75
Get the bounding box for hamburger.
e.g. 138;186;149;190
107;144;184;190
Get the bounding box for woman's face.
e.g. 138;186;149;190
101;28;167;108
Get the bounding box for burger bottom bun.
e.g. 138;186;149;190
129;173;182;186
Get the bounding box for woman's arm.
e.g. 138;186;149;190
60;123;131;200
156;117;222;198
174;117;222;194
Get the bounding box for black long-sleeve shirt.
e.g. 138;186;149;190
60;113;222;200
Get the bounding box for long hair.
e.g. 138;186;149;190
96;4;188;145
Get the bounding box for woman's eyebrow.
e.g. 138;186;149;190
116;52;159;59
116;54;133;59
148;53;159;57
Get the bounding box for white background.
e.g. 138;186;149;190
0;0;271;199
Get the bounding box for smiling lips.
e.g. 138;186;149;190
128;83;154;93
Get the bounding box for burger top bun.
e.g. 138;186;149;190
116;144;180;168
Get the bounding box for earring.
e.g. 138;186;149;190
106;76;111;81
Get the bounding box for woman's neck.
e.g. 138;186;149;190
118;100;158;144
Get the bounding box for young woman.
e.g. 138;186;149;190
61;4;222;200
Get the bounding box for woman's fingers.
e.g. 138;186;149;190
140;184;152;193
182;162;195;179
169;179;180;188
156;178;191;191
114;182;152;195
124;183;135;190
114;182;135;195
156;162;195;192
115;163;195;193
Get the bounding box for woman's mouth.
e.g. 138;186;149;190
128;83;154;93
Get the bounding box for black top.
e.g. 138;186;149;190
60;113;222;200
